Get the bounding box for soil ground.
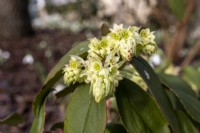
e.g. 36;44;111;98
0;29;95;133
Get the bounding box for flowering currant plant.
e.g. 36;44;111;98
31;24;200;133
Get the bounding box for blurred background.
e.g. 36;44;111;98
0;0;200;132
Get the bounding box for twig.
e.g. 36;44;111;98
164;0;196;63
182;0;196;26
181;40;200;67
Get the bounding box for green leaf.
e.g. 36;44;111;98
116;78;170;133
34;40;89;114
159;74;200;123
131;56;182;133
104;129;110;133
64;84;106;133
168;0;186;21
31;41;89;133
159;74;196;97
165;90;178;109
176;110;198;133
44;41;89;85
106;123;127;133
50;122;64;131
30;105;46;133
0;113;24;126
183;66;200;90
55;83;78;98
177;92;200;123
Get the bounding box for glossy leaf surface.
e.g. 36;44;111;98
131;56;182;133
159;74;200;123
116;78;170;133
31;41;89;133
64;84;106;133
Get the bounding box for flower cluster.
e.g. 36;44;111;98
63;24;156;102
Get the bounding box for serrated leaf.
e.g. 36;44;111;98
176;110;198;133
116;78;170;133
0;113;24;126
131;56;182;133
31;41;89;133
159;74;200;123
64;84;106;133
168;0;186;20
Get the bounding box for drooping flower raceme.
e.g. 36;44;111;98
63;24;157;102
84;53;123;102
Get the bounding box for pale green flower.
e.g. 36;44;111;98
91;69;109;102
88;36;116;59
108;24;124;41
109;32;121;41
109;25;138;60
63;55;85;85
109;25;133;41
88;37;101;55
85;53;123;102
89;37;99;49
110;23;123;33
87;51;102;62
91;61;102;72
120;28;133;40
90;66;122;102
139;28;155;44
83;59;103;83
131;28;157;55
104;48;120;67
143;43;157;55
99;38;110;57
109;65;123;87
63;23;157;102
118;39;134;61
85;60;107;102
130;26;140;33
92;77;105;102
130;26;141;52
